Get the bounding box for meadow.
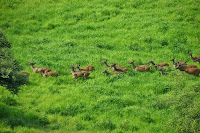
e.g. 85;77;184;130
0;0;200;132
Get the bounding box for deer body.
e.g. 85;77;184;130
148;60;169;69
102;59;124;69
103;69;123;76
189;52;200;62
129;60;150;72
111;63;129;72
29;62;51;73
21;71;30;77
184;68;200;76
175;64;197;71
70;66;90;80
157;67;169;76
41;70;58;77
77;64;95;71
170;58;187;68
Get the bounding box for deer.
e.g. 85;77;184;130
189;52;200;62
184;68;200;76
148;59;169;69
170;57;187;68
41;69;58;77
70;65;90;80
157;67;169;76
21;71;30;77
76;64;95;71
111;63;129;72
21;71;30;80
175;63;197;71
29;62;51;73
102;69;123;76
129;60;150;72
101;59;124;69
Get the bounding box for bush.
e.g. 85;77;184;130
0;32;28;93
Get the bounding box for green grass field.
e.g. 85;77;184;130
0;0;200;132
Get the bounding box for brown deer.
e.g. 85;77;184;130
101;59;124;69
170;57;187;68
21;71;30;77
175;63;197;71
157;67;169;76
111;63;129;72
29;62;51;73
129;60;150;72
76;64;95;71
189;52;200;62
102;69;123;76
41;69;58;77
70;65;90;80
184;68;200;76
148;59;169;69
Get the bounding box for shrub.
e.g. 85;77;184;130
0;32;28;93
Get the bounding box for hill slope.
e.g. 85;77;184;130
0;0;200;132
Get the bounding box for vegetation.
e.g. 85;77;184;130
0;0;200;132
0;32;28;93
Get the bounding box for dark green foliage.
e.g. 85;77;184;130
0;33;11;48
0;33;28;93
1;96;17;106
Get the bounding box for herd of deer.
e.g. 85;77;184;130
27;52;200;80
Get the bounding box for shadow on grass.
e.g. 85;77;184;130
0;103;49;130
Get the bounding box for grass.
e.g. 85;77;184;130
0;0;200;132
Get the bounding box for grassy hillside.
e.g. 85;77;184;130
0;0;200;132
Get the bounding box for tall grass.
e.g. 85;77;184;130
0;0;200;132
